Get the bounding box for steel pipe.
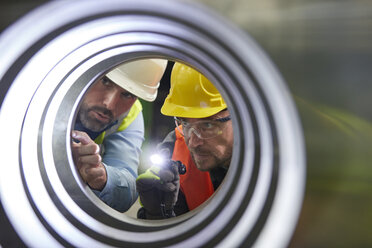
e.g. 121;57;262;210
0;0;305;247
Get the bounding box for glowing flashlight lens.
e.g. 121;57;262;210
150;153;164;165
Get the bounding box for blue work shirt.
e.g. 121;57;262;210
75;112;144;212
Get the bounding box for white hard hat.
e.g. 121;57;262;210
106;59;168;102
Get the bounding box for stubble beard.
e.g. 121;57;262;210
78;104;113;132
190;147;232;172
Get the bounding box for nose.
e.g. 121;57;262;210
186;127;204;148
102;90;119;111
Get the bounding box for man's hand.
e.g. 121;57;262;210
136;162;180;219
71;130;107;190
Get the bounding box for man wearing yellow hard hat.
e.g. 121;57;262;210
136;62;233;219
72;59;168;212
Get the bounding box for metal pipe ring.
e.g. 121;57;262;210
0;0;305;247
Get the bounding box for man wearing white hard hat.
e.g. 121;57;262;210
72;59;168;212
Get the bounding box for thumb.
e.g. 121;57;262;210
72;130;93;145
136;168;161;191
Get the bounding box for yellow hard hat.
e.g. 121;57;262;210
106;59;168;102
161;62;226;118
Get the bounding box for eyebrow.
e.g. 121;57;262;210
102;76;115;84
102;76;136;97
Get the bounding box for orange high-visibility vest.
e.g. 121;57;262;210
172;127;215;210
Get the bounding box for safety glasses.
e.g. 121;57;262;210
174;116;231;139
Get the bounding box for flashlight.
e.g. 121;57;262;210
149;148;186;218
150;149;186;175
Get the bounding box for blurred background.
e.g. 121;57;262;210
1;0;372;247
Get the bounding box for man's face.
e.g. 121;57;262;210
182;110;234;171
78;76;137;132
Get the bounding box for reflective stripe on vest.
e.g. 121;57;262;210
94;99;142;144
172;127;214;210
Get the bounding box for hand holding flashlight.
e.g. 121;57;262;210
150;149;186;175
136;149;186;219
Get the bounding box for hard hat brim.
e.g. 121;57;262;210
107;72;159;102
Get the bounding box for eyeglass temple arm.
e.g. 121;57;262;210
216;116;231;122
